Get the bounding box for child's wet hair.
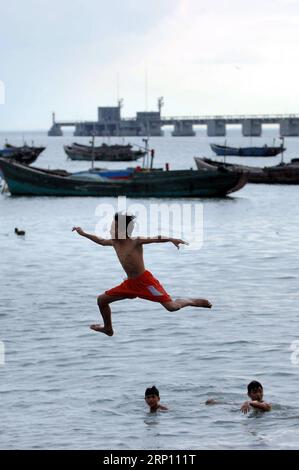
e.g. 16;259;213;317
247;380;263;393
114;212;136;236
145;386;159;397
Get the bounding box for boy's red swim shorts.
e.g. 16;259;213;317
105;270;172;303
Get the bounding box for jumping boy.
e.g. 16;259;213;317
72;212;212;336
144;386;168;413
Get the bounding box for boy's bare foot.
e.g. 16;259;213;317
191;298;212;308
90;324;114;336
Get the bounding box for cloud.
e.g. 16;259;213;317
1;0;299;128
97;0;299;115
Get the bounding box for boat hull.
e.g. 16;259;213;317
0;147;41;165
195;157;299;184
0;158;247;197
210;143;285;157
64;145;144;162
5;144;45;158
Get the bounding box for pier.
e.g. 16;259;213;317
48;108;299;137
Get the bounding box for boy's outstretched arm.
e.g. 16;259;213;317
136;236;189;249
249;401;272;412
206;399;223;405
241;400;272;414
72;227;112;246
205;399;233;406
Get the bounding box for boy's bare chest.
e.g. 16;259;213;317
114;243;142;261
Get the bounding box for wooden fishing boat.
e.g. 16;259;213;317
0;143;45;165
210;143;285;157
64;142;145;161
195;157;299;184
0;158;247;197
5;143;45;157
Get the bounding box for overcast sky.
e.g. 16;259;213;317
1;0;299;129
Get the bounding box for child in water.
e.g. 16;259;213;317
206;380;272;413
240;380;272;414
145;386;168;413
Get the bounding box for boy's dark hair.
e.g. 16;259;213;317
114;212;136;236
247;381;263;393
145;386;159;397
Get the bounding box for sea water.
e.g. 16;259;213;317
0;128;298;449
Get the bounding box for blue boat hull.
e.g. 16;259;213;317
210;143;285;157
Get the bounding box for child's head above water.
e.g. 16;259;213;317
144;386;160;410
247;380;263;401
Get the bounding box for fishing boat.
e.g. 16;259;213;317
0;142;45;165
64;142;145;161
0;147;39;165
194;157;299;184
0;158;247;197
210;143;285;157
5;143;45;158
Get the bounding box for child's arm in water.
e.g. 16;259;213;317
205;399;230;405
72;227;112;246
240;400;272;414
135;236;189;249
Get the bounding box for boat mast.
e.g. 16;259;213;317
142;137;149;169
280;136;285;165
90;133;95;170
